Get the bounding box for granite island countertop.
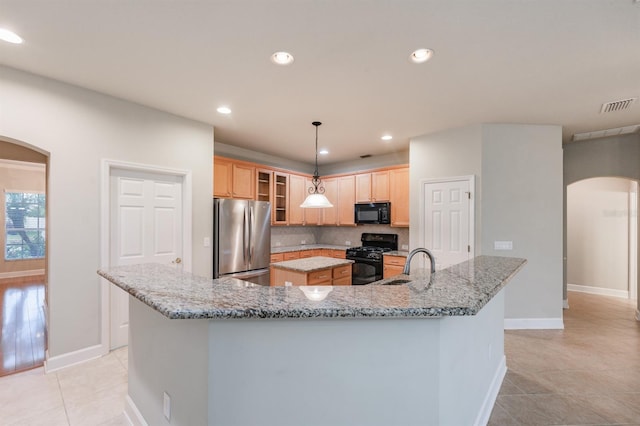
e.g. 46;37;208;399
270;256;353;272
98;255;526;320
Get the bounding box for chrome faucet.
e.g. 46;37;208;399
402;248;436;275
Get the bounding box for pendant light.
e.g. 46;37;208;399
300;121;333;208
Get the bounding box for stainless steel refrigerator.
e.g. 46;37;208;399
213;198;271;285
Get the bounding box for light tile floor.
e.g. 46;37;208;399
0;292;638;425
490;291;640;425
0;346;128;425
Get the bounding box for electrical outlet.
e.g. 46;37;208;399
345;241;351;246
494;241;513;250
301;240;306;245
203;237;210;247
401;244;409;250
275;241;282;247
285;281;293;287
163;391;171;421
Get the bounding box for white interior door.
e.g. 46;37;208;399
423;177;473;270
109;168;183;349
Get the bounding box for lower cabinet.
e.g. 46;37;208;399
270;264;352;286
270;253;284;263
383;255;406;279
299;249;322;258
332;264;351;285
271;249;346;261
283;252;301;261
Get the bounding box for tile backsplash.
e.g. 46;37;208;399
271;225;409;249
270;226;317;247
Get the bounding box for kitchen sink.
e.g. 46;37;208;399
381;278;411;285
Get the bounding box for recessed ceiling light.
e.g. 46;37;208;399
319;149;329;155
410;48;434;64
271;51;294;66
381;135;393;141
216;106;232;114
0;28;23;44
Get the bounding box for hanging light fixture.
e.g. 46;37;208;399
300;121;333;208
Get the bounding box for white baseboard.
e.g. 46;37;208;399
474;355;506;426
0;269;45;279
504;318;564;330
563;299;569;309
568;283;629;299
124;395;148;426
44;343;107;373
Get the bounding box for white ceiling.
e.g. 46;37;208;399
2;0;640;165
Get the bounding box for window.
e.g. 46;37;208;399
5;192;46;260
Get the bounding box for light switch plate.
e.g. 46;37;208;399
494;241;513;250
203;237;210;247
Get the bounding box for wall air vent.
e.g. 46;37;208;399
572;124;640;142
600;97;637;113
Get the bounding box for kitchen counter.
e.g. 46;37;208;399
98;255;525;319
98;255;526;426
270;243;350;254
269;256;353;272
384;250;409;257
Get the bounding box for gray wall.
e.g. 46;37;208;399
564;134;640;185
0;66;214;358
409;124;483;250
563;134;640;313
481;124;563;320
410;124;563;323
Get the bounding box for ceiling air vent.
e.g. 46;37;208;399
600;97;637;113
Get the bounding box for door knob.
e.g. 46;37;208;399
172;258;182;264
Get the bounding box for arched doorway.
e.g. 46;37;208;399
0;138;48;376
566;177;638;305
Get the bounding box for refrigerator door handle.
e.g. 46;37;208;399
248;205;254;264
242;206;248;264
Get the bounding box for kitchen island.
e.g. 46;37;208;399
98;255;526;426
270;256;353;286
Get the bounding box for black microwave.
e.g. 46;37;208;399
354;202;390;224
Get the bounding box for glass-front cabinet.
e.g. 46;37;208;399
273;172;288;225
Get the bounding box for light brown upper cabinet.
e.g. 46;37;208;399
273;172;288;225
213;156;255;199
320;177;338;226
256;168;272;202
337;175;356;226
355;171;390;203
213;155;407;227
389;168;409;227
288;173;307;225
213;157;232;197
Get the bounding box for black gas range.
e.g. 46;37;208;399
346;233;398;285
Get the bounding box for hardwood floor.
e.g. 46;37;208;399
0;277;46;377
